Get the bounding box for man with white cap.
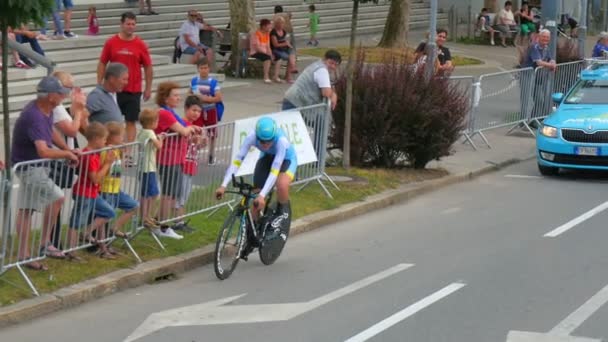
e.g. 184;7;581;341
11;76;79;271
592;31;608;58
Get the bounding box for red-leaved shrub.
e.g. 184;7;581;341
331;49;470;169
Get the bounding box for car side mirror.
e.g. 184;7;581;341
552;93;564;104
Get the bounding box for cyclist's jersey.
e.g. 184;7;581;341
221;129;297;197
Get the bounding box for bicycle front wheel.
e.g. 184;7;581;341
214;208;247;280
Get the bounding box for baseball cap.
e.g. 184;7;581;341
600;31;608;39
36;76;71;95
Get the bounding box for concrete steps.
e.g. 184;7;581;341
3;0;447;123
0;76;247;122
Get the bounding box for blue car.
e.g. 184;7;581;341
536;66;608;175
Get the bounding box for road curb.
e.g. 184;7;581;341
0;155;533;327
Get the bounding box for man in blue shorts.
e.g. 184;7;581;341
215;116;297;221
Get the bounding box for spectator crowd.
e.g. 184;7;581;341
5;9;227;271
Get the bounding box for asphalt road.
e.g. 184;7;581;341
3;160;608;342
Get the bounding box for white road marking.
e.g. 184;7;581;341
549;283;608;336
125;263;414;342
344;282;466;342
506;283;608;341
504;174;543;179
544;201;608;237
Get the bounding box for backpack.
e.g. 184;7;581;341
209;78;225;121
173;36;182;64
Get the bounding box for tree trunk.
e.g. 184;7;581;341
2;26;10;177
228;0;257;73
377;0;410;48
343;0;359;169
484;0;499;12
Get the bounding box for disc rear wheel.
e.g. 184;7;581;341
259;207;291;266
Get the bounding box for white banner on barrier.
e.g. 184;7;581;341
232;111;318;176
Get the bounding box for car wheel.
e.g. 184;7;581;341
538;163;559;176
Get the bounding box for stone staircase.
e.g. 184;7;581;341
0;0;447;123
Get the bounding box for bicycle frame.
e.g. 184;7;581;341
225;176;274;247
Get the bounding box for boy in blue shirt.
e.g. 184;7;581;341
189;56;224;165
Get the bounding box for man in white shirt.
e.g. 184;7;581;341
282;49;340;111
178;10;221;65
496;0;519;47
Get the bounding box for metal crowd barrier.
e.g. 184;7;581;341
469;67;536;148
465;60;584;148
146;123;237;231
1;142;142;295
528;60;585;124
291;102;339;198
447;76;477;150
0;102;338;296
0;168;9;277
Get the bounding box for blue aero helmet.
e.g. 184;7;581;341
255;116;277;142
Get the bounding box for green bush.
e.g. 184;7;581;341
331;50;470;169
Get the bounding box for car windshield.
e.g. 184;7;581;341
564;79;608;104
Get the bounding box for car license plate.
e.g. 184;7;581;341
575;147;599;156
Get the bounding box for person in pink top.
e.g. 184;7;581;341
152;81;201;239
87;6;100;35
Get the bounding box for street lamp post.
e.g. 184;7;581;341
542;0;558;60
578;0;588;58
425;0;438;80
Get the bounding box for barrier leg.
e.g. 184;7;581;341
122;239;142;263
322;172;341;191
149;230;166;251
507;121;535;137
16;264;39;297
109;237;142;263
296;180;312;193
470;130;492;149
461;132;478;151
316;178;333;199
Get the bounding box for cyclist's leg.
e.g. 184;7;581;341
252;154;274;220
276;159;296;217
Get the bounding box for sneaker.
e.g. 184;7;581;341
156;227;183;240
64;31;78;38
149;10;159;15
14;60;30;69
239;242;254;261
173;221;195;233
53;31;66;39
37;34;49;41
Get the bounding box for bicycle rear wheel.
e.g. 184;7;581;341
214;208;247;280
259;205;291;266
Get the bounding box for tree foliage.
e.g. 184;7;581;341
0;0;53;29
0;0;53;173
333;50;470;169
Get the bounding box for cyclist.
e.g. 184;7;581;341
215;116;297;223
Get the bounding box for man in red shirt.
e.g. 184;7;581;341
97;11;153;145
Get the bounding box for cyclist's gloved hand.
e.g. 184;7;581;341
215;186;225;200
254;195;266;210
